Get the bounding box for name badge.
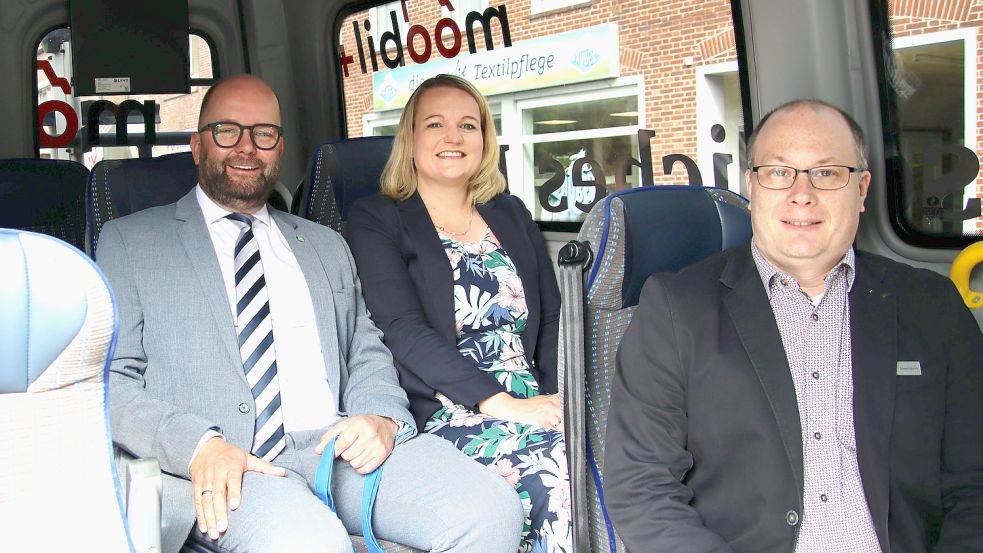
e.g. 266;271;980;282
897;361;922;376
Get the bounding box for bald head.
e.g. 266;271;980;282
197;74;281;129
191;74;284;213
747;100;868;171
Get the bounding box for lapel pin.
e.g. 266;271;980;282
296;235;305;242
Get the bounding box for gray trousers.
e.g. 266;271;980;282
202;430;524;552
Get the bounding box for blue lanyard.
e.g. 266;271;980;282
314;436;385;553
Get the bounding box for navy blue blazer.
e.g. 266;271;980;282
346;192;561;429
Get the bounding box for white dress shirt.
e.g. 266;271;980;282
197;186;340;434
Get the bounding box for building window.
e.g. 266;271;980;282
516;85;641;223
36;28;217;167
529;0;592;17
369;2;409;41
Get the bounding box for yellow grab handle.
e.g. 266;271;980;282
949;241;983;309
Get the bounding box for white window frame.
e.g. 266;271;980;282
369;2;408;41
696;60;744;195
512;77;643;216
529;0;592;17
892;27;977;234
444;0;489;26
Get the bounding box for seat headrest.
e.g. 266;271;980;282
87;152;199;254
586;186;751;308
0;230;91;393
0;158;90;250
305;137;394;225
89;152;198;217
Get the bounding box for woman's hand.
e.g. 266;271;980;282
477;392;563;430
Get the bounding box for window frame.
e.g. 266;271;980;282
513;78;644;230
32;25;220;160
875;7;982;248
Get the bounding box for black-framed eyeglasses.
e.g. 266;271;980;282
751;165;864;190
197;121;283;150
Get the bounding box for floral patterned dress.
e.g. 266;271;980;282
424;228;572;553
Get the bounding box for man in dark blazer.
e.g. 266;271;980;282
98;74;522;553
605;100;983;552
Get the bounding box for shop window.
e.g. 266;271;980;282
36;29;217;168
519;91;641;222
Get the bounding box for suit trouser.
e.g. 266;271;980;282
204;429;524;553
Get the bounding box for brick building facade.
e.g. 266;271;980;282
339;0;983;231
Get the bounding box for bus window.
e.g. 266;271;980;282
337;1;747;229
36;29;217;168
882;2;982;244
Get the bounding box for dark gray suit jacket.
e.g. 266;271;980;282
605;245;983;553
97;189;414;553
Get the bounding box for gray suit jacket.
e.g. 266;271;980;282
97;189;414;553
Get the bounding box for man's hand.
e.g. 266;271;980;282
189;437;287;539
316;415;398;474
478;392;563;430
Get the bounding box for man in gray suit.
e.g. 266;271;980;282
605;100;983;552
98;74;523;553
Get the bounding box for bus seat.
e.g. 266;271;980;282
557;186;752;553
0;158;89;253
257;137;426;553
299;136;394;231
0;229;144;552
87;152;198;257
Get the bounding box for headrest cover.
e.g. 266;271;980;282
95;152;198;216
0;230;88;393
308;137;394;223
585;187;751;309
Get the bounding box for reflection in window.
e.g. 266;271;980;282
36;28;217;168
894;37;977;236
885;0;983;241
529;134;639;222
521;92;641;222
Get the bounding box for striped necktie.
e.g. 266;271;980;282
227;213;286;461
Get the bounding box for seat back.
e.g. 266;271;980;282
87;152;199;256
300;137;394;231
566;186;751;552
0;158;90;253
0;229;133;552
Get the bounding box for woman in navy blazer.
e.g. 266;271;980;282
347;75;569;552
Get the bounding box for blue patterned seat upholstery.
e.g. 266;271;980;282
87;152;199;256
562;186;752;552
0;158;89;253
299;137;394;231
0;229;134;551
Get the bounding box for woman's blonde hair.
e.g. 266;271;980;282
379;74;507;204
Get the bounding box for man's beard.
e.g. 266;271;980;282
198;152;279;209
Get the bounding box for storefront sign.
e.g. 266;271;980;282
372;23;620;110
